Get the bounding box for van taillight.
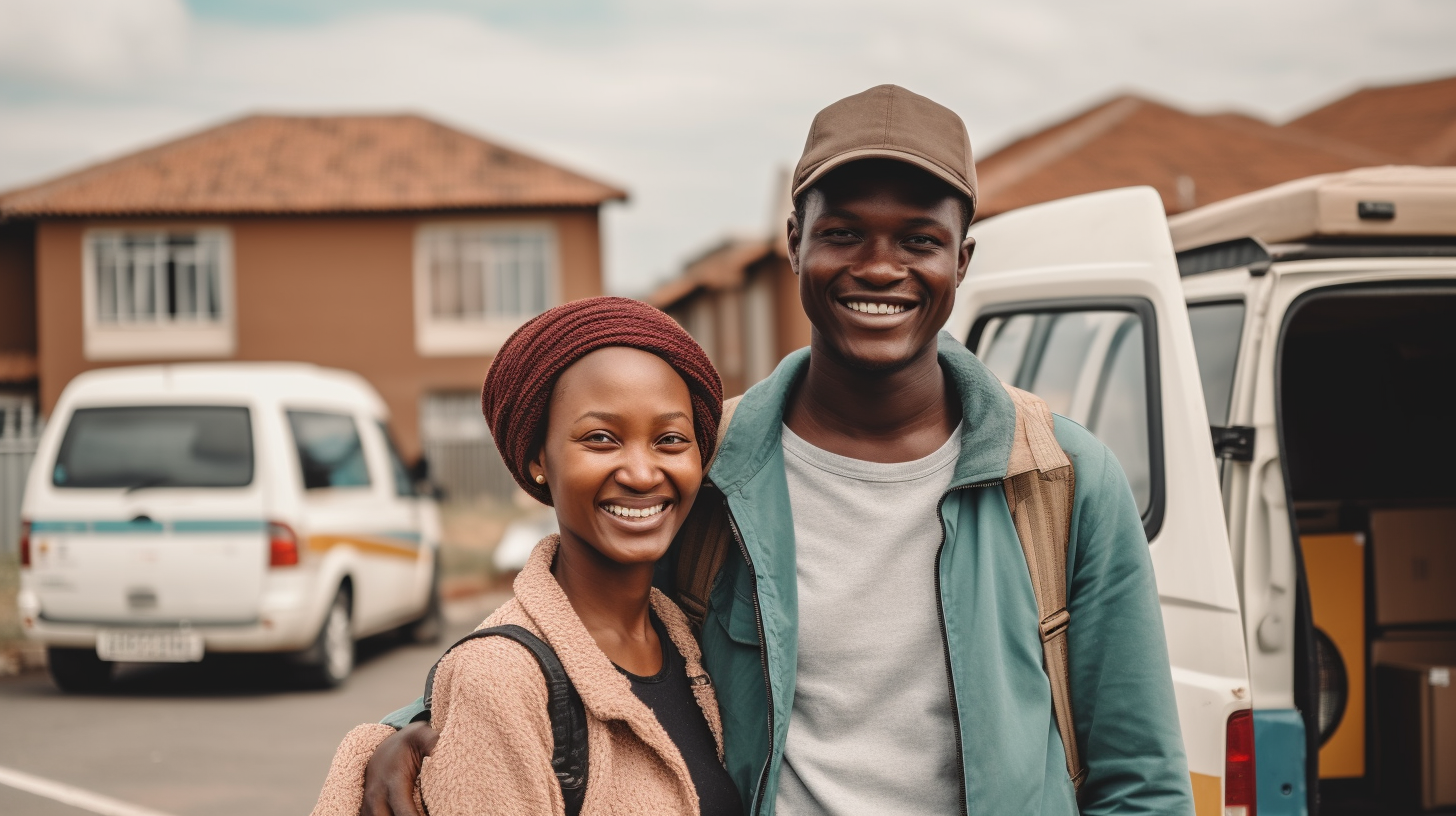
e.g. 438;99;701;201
18;520;31;567
268;522;299;567
1225;709;1257;816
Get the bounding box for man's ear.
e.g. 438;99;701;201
956;235;976;286
786;213;801;276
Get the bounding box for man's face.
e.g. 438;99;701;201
789;161;974;372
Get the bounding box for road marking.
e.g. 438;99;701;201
0;765;178;816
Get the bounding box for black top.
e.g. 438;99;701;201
616;614;743;816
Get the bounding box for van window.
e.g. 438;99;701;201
979;314;1037;383
52;406;253;489
377;421;415;498
1087;318;1150;509
1188;302;1245;427
287;411;371;490
976;308;1155;518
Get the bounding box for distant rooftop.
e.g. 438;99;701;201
0;114;627;219
1285;75;1456;165
974;94;1397;219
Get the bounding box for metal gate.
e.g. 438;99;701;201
419;393;517;503
0;401;41;557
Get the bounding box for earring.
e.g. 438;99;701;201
535;474;546;484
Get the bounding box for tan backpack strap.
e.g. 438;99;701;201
676;395;742;630
1001;383;1085;790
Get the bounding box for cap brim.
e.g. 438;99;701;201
792;148;977;210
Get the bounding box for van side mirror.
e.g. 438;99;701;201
409;456;444;500
409;456;430;483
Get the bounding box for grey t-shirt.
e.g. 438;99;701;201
775;424;962;816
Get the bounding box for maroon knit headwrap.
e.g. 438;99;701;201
481;296;724;506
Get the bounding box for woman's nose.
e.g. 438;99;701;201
614;447;661;492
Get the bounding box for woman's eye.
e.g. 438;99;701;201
659;433;691;446
584;432;615;444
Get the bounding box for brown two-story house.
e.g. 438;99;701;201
0;114;625;493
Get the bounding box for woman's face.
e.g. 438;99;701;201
530;346;704;566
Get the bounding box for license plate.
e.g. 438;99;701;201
97;628;205;663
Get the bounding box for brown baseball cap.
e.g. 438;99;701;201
793;84;977;215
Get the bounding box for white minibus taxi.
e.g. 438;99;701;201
947;166;1456;815
17;363;442;691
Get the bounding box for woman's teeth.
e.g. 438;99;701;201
845;301;906;315
604;503;667;519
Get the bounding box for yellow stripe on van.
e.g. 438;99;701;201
307;534;421;560
1190;772;1220;816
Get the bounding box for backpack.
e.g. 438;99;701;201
673;383;1087;791
422;625;589;816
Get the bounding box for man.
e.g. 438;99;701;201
363;85;1193;815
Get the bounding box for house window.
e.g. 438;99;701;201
82;228;235;361
413;223;559;356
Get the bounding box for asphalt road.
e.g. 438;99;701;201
0;592;511;816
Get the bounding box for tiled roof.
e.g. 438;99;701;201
0;351;37;384
646;237;771;309
1285;75;1456;164
975;95;1398;218
0;114;627;218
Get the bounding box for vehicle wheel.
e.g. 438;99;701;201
404;566;444;645
297;588;354;689
47;648;113;693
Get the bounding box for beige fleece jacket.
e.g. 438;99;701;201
310;535;726;816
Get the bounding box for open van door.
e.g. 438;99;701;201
947;187;1251;816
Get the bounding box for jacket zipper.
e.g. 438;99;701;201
935;480;998;816
724;500;775;816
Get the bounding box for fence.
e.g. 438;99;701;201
0;401;41;557
419;393;518;504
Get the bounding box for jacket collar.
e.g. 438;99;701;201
708;332;1018;492
512;535;724;759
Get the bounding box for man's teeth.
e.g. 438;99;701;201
845;301;907;315
605;503;667;519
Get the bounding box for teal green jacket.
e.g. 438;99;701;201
690;334;1192;816
385;333;1193;815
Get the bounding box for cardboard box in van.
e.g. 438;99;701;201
1376;662;1456;810
1371;509;1456;626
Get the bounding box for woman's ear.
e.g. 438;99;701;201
528;449;548;487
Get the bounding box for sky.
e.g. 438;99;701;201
1;0;1454;295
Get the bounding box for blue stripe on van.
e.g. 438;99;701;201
29;521;90;533
383;531;423;544
29;519;267;535
91;520;165;533
172;519;268;533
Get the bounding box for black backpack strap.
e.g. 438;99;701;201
422;624;588;816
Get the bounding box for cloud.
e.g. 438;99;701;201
1;0;1454;293
0;0;190;88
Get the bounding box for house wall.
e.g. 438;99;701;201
765;254;811;360
0;222;37;358
35;207;603;459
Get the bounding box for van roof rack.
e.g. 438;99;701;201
1168;166;1456;252
1176;235;1456;277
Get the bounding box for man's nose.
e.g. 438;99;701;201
851;240;907;286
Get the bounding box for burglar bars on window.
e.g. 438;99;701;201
93;232;223;325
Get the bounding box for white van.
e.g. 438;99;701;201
16;363;443;691
947;166;1456;815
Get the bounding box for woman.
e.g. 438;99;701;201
311;297;742;816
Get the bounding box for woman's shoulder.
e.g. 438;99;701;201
432;601;553;714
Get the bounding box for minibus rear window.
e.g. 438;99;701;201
53;406;254;488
